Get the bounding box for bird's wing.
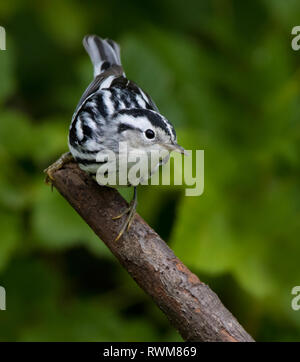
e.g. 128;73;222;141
108;76;160;113
127;80;160;113
72;65;123;122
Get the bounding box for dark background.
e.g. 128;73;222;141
0;0;299;341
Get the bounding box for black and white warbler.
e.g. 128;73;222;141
47;35;186;240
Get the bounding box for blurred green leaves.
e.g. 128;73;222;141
0;48;15;105
31;183;109;257
0;211;20;272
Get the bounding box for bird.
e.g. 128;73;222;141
45;34;186;241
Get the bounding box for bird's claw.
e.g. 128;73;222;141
114;208;136;242
113;188;137;241
44;152;73;189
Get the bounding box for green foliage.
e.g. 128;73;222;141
0;0;299;341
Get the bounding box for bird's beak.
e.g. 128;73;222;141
167;143;189;156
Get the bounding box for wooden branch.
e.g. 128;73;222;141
45;161;254;342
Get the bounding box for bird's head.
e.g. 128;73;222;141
112;108;187;157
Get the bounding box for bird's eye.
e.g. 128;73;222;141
145;129;155;139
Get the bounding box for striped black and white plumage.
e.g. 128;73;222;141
68;35;185;186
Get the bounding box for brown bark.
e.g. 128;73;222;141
45;161;254;342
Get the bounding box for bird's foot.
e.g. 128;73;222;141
44;152;73;188
112;202;134;220
113;198;137;242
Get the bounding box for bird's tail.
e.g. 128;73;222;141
83;35;122;78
